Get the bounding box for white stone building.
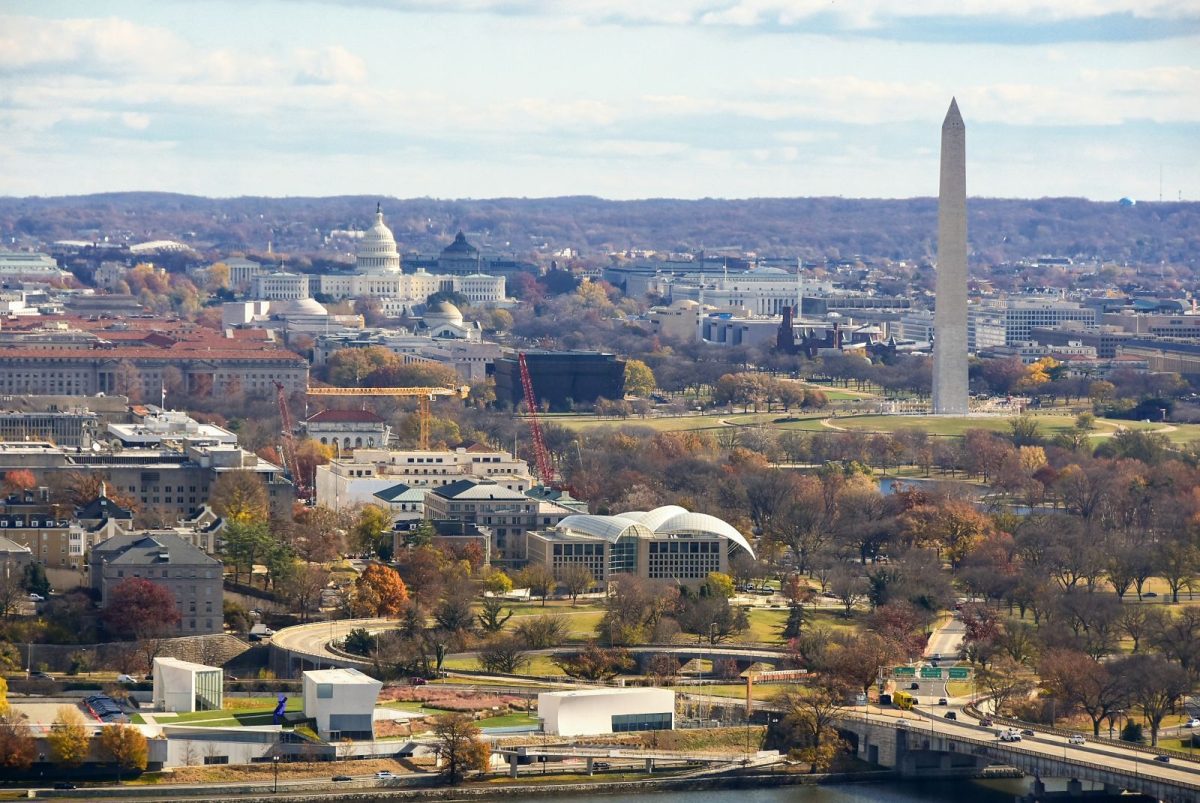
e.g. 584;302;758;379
152;657;223;713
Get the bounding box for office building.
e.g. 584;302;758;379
90;532;224;634
526;505;754;586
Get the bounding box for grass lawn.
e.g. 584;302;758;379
672;683;782;701
164;697;302;727
441;653;566;677
946;681;974;698
744;608;788;643
477;711;539;728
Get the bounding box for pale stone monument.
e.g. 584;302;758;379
933;98;969;415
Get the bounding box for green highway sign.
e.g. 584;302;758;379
892;667;917;677
948;667;970;680
920;666;943;679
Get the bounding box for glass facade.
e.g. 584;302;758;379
194;669;223;711
611;712;672;732
609;535;637;575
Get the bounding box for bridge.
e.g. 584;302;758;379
835;708;1200;803
270;617;789;678
491;744;781;778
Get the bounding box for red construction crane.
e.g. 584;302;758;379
518;352;555;485
273;380;310;499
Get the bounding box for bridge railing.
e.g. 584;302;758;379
962;701;1200;765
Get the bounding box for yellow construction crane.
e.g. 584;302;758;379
306;386;468;450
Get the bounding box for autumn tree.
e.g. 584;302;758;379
560;563;594;605
553;645;635;681
210;469;270;524
1121;654;1189;746
774;681;849;772
623;359;656;397
1038;649;1128;737
282;563;330;622
101;577;181;642
433;713;489;785
515;563;556;607
289;505;346;563
899;500;994;568
350;504;393;560
477;634;530;674
352;564;409;617
47;705;90;766
2;469;37;497
0;714;36;770
100;723;149;782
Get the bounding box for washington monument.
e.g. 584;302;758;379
933;98;969;415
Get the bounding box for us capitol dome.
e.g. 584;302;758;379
355;203;401;275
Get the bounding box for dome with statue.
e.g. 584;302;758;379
355;203;401;274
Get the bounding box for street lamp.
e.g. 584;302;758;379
273;754;280;793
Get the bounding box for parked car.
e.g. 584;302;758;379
1153;755;1170;763
116;674;137;683
375;770;394;779
1185;718;1200;728
332;775;352;782
28;593;44;602
1068;734;1086;745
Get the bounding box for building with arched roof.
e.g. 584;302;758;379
525;505;753;586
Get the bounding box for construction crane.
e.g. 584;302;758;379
518;352;555;485
272;380;310;499
306;386;467;450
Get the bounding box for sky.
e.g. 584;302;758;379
1;0;1198;201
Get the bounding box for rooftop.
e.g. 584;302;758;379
304;667;379;685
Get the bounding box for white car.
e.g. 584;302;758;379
28;593;44;602
1068;734;1086;745
1186;718;1200;728
374;770;394;779
116;674;137;684
999;731;1022;742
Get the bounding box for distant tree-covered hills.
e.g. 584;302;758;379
0;193;1195;268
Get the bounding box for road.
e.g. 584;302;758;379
924;616;965;660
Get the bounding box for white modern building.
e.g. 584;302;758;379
538;688;675;737
253;271;311;301
302;668;383;740
152;657;224;713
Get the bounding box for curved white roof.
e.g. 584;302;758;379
654;511;755;558
556;514;652;543
620;505;688;531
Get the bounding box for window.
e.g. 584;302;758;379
611;712;671;732
203;756;229;765
317;683;333;699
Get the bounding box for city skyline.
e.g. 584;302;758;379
1;1;1197;201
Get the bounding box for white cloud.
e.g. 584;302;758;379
294;46;368;85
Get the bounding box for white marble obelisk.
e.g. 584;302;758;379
933;98;969;415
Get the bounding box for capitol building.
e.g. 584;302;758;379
252;205;506;313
